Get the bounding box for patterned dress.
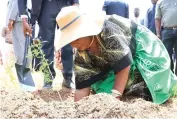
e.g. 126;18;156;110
75;15;139;89
74;15;177;104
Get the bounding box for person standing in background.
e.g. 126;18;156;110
18;0;79;91
132;8;141;24
144;0;158;34
155;0;177;75
103;0;129;18
5;0;35;91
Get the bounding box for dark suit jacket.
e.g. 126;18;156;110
103;0;129;18
18;0;79;24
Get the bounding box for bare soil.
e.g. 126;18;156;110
1;86;177;119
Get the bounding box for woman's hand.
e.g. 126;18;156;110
113;65;131;96
111;89;122;100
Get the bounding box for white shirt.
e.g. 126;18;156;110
132;17;141;24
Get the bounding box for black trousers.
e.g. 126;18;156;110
162;28;177;75
35;0;73;81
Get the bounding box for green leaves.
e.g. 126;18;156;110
29;39;53;83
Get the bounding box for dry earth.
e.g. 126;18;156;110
1;86;177;119
0;55;177;119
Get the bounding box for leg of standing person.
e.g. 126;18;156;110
37;0;74;88
12;23;26;71
163;38;175;72
37;0;59;86
12;22;35;91
58;0;75;88
162;29;175;72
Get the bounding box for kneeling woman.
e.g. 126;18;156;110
55;6;177;104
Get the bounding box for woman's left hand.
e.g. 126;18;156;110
114;65;131;95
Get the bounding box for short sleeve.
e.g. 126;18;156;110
112;52;133;73
100;17;133;74
155;1;162;19
74;51;100;88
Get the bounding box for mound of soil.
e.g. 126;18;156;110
0;87;177;119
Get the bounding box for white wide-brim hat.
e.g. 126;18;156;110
55;6;105;50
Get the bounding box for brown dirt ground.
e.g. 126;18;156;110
1;86;177;119
0;54;177;119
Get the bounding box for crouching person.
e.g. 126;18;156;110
55;6;177;104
